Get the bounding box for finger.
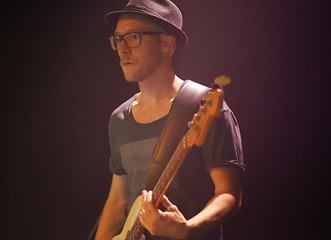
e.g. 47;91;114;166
141;190;147;200
140;191;149;218
144;191;159;215
146;190;153;202
139;210;145;225
141;190;150;211
161;194;173;210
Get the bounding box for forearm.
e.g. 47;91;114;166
139;168;242;239
95;174;129;240
185;192;241;238
95;198;127;240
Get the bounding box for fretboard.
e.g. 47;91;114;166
125;131;192;240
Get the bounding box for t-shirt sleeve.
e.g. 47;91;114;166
202;103;245;171
109;156;126;175
108;113;127;175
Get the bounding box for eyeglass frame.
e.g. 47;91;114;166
109;31;165;51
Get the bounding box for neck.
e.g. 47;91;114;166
136;69;183;106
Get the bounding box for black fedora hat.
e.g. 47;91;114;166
105;0;188;46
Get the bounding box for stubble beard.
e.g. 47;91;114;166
121;51;162;83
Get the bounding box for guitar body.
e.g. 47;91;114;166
113;196;145;240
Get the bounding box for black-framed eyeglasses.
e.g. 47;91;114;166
108;31;165;51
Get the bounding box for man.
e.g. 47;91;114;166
95;0;245;239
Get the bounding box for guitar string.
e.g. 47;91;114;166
152;136;188;202
128;117;210;239
127;120;203;239
125;95;220;239
126;140;187;240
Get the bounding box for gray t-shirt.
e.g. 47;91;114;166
108;81;245;240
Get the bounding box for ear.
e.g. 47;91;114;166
162;35;176;56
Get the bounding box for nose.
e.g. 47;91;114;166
117;39;130;55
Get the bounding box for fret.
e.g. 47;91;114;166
115;76;228;240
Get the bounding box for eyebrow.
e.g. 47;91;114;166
114;29;140;36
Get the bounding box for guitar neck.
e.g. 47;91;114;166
152;131;192;207
122;80;225;240
123;135;191;240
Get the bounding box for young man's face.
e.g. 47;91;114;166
114;14;165;83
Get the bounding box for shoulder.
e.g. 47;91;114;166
219;101;240;126
110;93;138;121
179;80;211;95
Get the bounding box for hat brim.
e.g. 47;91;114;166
105;9;188;47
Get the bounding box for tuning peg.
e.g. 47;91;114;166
188;121;195;129
193;113;200;122
211;82;220;90
213;75;231;89
199;105;207;113
205;99;212;106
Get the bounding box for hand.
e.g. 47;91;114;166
139;190;189;239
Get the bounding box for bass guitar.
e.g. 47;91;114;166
113;76;230;240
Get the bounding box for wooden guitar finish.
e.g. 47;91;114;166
113;76;230;240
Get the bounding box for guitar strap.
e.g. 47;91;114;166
145;80;211;190
86;81;212;240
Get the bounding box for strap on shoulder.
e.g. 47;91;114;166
145;80;211;190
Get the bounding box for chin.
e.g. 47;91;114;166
125;78;138;83
123;75;138;83
121;69;135;82
123;72;143;83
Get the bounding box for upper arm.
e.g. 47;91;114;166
209;166;242;206
108;174;130;205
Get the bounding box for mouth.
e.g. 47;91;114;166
121;60;134;68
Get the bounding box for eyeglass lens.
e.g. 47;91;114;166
110;32;141;50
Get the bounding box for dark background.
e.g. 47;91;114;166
1;0;329;239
